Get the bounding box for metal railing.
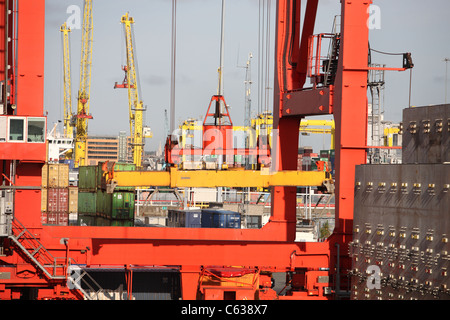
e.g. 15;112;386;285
9;219;67;280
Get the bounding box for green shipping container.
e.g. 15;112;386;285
77;192;97;215
95;216;111;226
96;190;112;218
111;192;135;220
78;166;98;191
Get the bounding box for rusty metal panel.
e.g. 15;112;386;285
351;164;450;300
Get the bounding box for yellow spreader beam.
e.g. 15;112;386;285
110;168;330;189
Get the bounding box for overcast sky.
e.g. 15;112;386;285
43;0;450;151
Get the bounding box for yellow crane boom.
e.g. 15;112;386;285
60;22;74;141
75;0;94;167
115;12;148;169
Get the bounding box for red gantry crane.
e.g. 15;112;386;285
0;0;412;301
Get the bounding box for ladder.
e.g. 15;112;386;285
8;218;113;300
323;16;341;86
368;64;386;163
9;219;66;280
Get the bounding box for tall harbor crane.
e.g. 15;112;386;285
114;12;150;169
60;22;74;141
74;0;94;167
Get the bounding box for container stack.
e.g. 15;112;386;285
299;146;317;171
167;208;202;228
167;208;241;229
319;149;335;174
77;162;136;227
41;163;71;226
297;147;335;174
201;209;241;229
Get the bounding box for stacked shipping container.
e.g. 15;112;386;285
167;208;241;229
77;162;136;227
201;209;241;228
167;208;202;228
41;163;75;226
297;147;335;175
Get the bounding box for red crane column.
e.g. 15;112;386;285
11;0;46;227
273;0;370;293
331;0;370;239
271;0;322;241
16;0;45;117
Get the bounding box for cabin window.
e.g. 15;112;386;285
27;118;45;143
8;118;25;141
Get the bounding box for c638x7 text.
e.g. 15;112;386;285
224;304;267;315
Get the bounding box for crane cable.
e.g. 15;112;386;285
170;0;177;134
258;0;272;116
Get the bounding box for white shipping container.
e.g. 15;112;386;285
192;188;217;202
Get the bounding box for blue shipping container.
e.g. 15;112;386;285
201;209;241;229
168;209;202;228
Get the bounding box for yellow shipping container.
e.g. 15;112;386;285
58;165;69;188
41;188;47;212
41;164;48;188
44;163;69;188
68;187;78;213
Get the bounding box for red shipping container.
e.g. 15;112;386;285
58;213;69;225
46;212;69;226
47;188;69;213
47;213;57;224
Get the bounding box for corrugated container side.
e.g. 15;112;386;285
96;190;104;217
41;164;48;188
111;192;135;220
78;166;98;191
96;190;112;218
213;212;240;229
68;187;78;213
59;188;69;212
168;209;201;228
47;164;63;188
95;216;110;226
46;212;69;226
46;189;57;212
47;188;69;213
201;209;241;229
58;164;69;188
201;210;213;228
41;188;47;212
77;191;97;215
185;210;201;228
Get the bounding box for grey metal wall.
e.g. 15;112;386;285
350;164;450;300
402;104;450;164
